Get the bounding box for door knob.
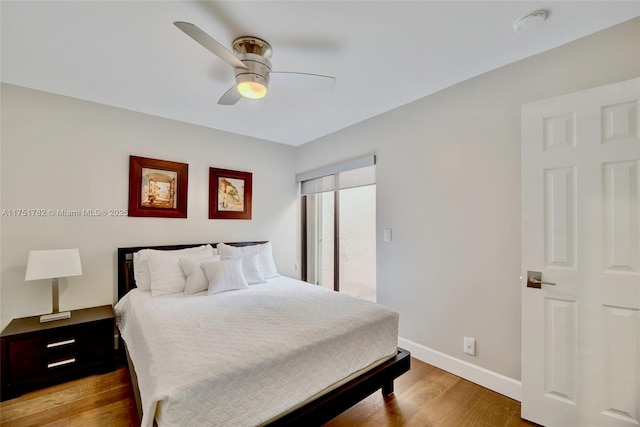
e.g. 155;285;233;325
527;271;556;289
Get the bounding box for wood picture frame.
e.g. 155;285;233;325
209;168;252;220
128;156;188;218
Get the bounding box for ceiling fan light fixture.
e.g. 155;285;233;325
174;24;336;105
235;68;269;100
237;81;268;99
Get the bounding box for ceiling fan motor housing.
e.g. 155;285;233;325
234;53;272;89
232;37;272;89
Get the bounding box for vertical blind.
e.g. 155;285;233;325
296;155;376;196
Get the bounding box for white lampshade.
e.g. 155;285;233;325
25;249;82;323
25;249;82;281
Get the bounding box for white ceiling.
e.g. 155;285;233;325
1;1;638;146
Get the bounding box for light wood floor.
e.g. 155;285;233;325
0;358;538;427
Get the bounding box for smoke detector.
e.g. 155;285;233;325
514;10;547;33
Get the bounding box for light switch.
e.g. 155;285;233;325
383;228;392;242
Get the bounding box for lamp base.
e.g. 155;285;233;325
40;311;71;323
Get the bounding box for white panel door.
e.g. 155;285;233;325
522;78;640;426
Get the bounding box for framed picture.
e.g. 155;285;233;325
128;156;188;218
209;167;252;220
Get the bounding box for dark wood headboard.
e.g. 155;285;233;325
117;242;267;300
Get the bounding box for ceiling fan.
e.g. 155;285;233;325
174;22;336;105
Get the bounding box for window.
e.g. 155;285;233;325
298;156;376;300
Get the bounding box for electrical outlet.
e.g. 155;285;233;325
464;337;476;356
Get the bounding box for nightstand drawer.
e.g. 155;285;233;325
7;320;112;383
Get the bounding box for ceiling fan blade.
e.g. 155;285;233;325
218;85;242;105
270;72;336;90
174;21;248;70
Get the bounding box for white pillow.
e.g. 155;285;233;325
148;250;214;296
241;254;266;285
180;255;221;294
217;242;279;279
133;245;213;291
202;258;249;295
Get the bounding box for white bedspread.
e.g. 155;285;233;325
115;276;398;427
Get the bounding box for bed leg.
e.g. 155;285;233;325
382;380;394;396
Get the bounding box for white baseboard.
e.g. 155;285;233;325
398;337;522;402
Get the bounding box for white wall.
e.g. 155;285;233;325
294;18;640;381
0;84;298;330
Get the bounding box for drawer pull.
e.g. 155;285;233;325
47;358;76;369
47;339;76;348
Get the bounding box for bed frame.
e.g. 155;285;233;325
116;242;410;426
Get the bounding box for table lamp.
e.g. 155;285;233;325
25;248;82;323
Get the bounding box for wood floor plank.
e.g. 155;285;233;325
457;388;520;427
326;359;456;427
0;368;137;427
2;385;133;427
1;368;131;421
505;407;539;427
408;377;487;426
1;359;537;427
58;399;139;427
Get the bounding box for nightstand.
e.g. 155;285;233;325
0;305;115;401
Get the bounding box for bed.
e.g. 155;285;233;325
115;242;410;427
